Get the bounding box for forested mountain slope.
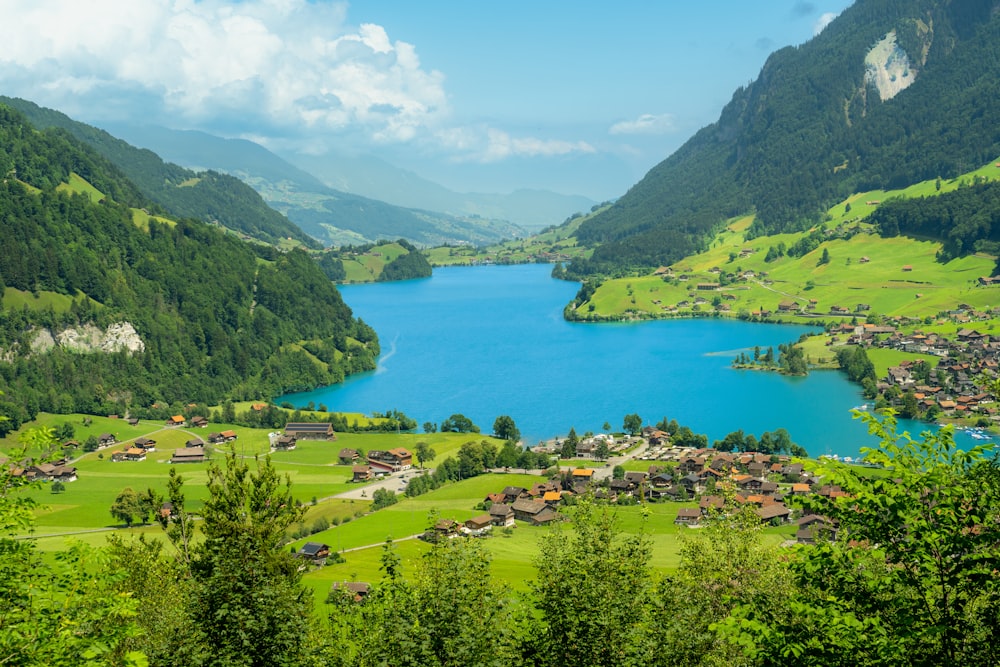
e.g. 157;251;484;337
0;97;319;248
0;104;377;429
102;123;527;247
570;0;1000;276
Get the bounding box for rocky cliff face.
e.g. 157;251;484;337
29;322;145;355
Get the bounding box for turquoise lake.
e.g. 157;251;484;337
281;263;961;458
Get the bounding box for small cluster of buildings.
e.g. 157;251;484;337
344;447;413;480
271;422;336;451
840;320;999;422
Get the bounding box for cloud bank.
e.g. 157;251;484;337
0;0;587;163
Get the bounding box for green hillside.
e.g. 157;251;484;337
571;163;1000;323
568;0;1000;276
0;96;319;248
0;104;377;429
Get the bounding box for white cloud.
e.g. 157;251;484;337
609;113;675;136
814;12;837;35
435;127;595;163
0;0;449;142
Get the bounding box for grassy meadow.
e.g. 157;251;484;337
2;411;799;611
573;162;1000;326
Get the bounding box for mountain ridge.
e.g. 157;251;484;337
568;0;1000;276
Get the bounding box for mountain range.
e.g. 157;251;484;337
567;0;1000;276
102;124;596;240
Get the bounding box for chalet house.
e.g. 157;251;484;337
127;417;140;426
489;503;516;528
796;515;837;544
502;486;527;503
679;472;702;493
207;432;226;445
171;447;206;464
699;495;725;515
485;492;506;505
134;437;156;451
186;437;206;448
98;433;116;448
511;499;559;525
284;422;336;441
17;463;77;483
190;416;208;428
650;473;674;488
777;300;797;312
111;447;147;462
609;479;632;497
367;448;412;471
677;456;705;474
463;514;493;536
338;448;359;465
674;508;702;525
624;471;647;486
352;465;373;482
571;468;595;485
978;276;1000;286
272;435;297;451
430;518;461;540
166;415;186;427
756;503;791;524
297;542;331;564
330;582;370;602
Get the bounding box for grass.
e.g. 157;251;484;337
1;287;82;313
865;348;940;378
56;172;104;203
577;158;1000;324
338;242;411;283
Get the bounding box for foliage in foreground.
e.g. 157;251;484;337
3;411;999;666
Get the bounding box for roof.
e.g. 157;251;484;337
489;503;513;517
542;491;562;502
299;542;330;556
571;468;594;477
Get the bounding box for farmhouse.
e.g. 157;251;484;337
134;437;156;450
352;465;373;482
272;435;297;451
338;448;359;464
166;415;186;427
368;448;412;471
111;447;147;462
330;582;370;602
283;422;336;440
674;508;702;525
171;447;205;464
296;542;331;564
489;503;515;527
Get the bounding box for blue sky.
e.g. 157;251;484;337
0;0;853;200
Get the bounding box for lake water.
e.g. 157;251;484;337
281;264;968;458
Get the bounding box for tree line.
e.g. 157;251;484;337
4;411;998;665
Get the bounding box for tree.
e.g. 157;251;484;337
724;412;1000;664
440;413;479;433
531;499;653;666
623;413;643;436
612;465;625;480
423;421;437;434
50;480;65;494
594;439;610;461
186;452;311;667
561;427;579;459
492;415;520;443
371;488;399;511
414;441;436;469
0;424;145;666
818;247;830;265
602;421;612;432
110;487;144;527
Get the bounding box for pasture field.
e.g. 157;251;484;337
577;161;1000;326
4;414;798;612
